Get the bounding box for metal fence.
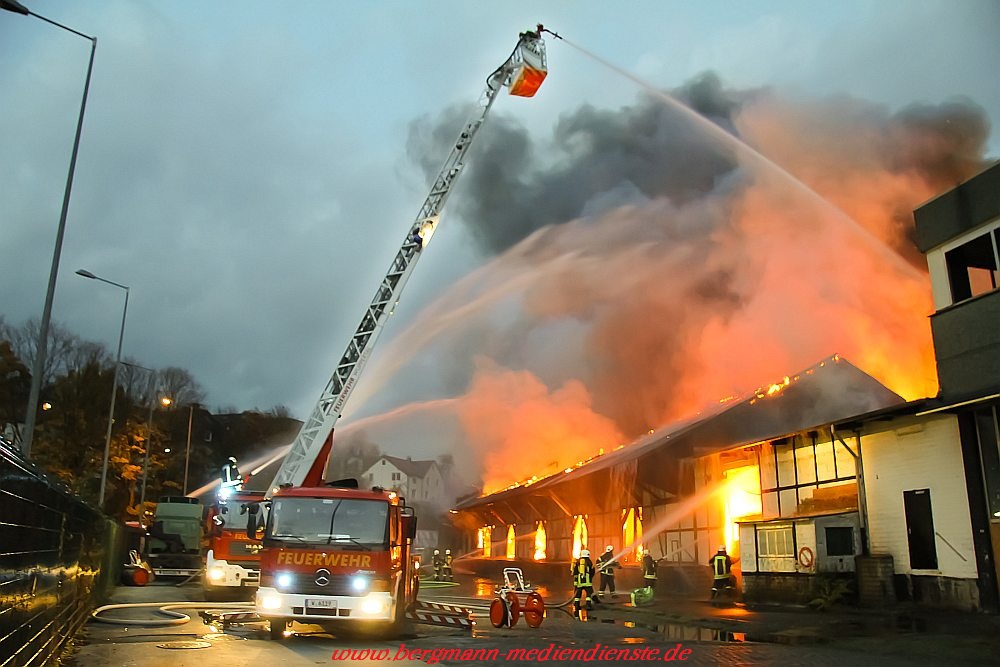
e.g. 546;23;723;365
0;439;116;667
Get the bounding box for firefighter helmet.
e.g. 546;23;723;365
434;549;440;555
606;545;613;552
718;545;726;552
581;549;590;558
228;456;237;464
446;549;451;554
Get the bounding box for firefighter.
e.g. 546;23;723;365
571;549;596;618
432;549;443;581
710;545;734;598
443;549;454;581
596;545;620;600
642;549;658;592
220;456;242;497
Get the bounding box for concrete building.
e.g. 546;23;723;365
912;160;1000;610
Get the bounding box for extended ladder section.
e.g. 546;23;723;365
269;29;549;492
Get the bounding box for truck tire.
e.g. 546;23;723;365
267;618;287;640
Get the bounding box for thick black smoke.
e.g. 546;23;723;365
406;71;992;259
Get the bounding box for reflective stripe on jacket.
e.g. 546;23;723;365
712;554;731;579
572;558;593;587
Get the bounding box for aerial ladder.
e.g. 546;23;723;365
268;26;555;494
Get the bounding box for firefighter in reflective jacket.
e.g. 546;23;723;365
220;457;242;498
710;545;733;597
432;549;443;581
642;550;658;591
443;549;454;581
571;549;596;617
596;545;620;599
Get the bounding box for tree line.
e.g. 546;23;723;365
0;316;299;520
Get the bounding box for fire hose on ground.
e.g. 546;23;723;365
91;601;254;626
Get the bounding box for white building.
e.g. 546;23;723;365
362;455;446;507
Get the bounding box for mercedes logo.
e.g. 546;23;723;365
315;568;331;586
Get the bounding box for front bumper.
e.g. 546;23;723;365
205;554;260;588
255;587;393;621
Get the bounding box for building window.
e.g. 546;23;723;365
391;472;401;481
506;525;516;559
945;229;999;303
534;521;546;560
757;526;794;558
621;507;643;563
825;526;854;556
572;515;588;559
758;433;858;519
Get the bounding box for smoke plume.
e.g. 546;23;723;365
354;72;991;494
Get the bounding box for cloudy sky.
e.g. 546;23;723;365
3;1;999;481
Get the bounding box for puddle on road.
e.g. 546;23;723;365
585;617;748;643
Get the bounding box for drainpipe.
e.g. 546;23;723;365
831;424;869;555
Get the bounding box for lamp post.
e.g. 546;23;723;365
139;391;172;513
183;404;195;496
3;0;98;459
77;270;128;508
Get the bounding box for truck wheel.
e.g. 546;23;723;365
268;618;287;640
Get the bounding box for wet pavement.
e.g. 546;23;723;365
63;572;1000;666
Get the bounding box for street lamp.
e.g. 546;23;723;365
183;404;196;496
3;0;98;459
139;394;173;512
77;269;128;509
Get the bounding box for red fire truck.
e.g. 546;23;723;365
251;481;418;638
204;490;265;600
247;26;551;639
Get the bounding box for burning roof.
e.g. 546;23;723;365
454;354;903;513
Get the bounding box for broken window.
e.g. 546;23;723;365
945;229;999;304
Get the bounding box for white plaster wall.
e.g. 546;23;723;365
863;415;978;579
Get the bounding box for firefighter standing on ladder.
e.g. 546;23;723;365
220;456;243;497
571;549;596;618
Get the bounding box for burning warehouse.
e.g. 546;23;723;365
451;161;1000;612
453;355;902;596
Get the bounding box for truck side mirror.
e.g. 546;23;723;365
402;507;417;540
245;502;259;540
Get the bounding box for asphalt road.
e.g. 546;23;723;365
66;576;980;667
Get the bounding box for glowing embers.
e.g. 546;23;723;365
534;521;547;561
478;526;493;557
621;508;643;563
506;525;516;559
723;466;762;555
571;515;588;559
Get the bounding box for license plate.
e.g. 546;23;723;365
305;598;337;609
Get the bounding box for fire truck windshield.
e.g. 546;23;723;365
267;497;388;547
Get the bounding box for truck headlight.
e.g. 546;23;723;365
260;594;282;610
360;595;385;615
208;567;226;581
351;576;368;592
276;572;293;589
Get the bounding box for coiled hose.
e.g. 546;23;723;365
91;601;255;626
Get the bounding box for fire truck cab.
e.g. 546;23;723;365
204;490;265;600
251;482;418;638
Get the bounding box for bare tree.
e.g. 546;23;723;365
158;367;206;406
